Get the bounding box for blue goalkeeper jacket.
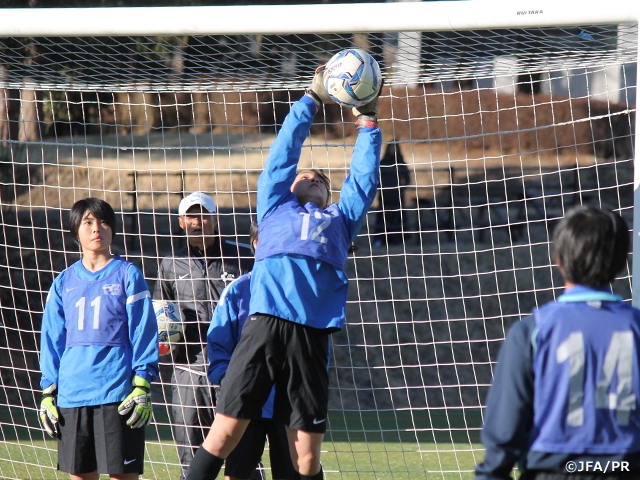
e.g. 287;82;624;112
207;272;275;419
40;256;159;408
251;95;381;331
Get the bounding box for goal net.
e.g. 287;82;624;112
0;2;637;479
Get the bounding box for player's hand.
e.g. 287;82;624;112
353;80;385;127
39;384;59;438
118;376;152;428
305;65;332;108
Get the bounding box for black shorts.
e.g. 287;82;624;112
57;403;145;475
225;419;296;479
216;314;330;433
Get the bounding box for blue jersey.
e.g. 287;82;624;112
476;285;640;480
40;256;159;408
531;289;640;454
207;273;276;419
251;95;381;331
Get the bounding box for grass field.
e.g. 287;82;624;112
0;407;485;479
0;439;482;480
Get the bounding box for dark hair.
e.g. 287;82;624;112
249;220;258;255
296;169;331;206
553;206;629;287
69;197;117;243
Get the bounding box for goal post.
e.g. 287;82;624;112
0;2;638;479
0;1;638;36
634;29;640;307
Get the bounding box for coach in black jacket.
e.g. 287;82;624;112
153;191;253;480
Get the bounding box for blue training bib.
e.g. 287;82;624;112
255;199;351;269
531;299;640;454
61;261;130;347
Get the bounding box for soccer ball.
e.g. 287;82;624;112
323;49;382;107
153;300;184;356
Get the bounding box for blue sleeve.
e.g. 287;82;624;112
338;127;382;241
475;316;535;480
207;284;241;385
257;96;317;223
126;265;159;384
39;274;67;390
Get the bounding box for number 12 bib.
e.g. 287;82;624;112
256;199;350;269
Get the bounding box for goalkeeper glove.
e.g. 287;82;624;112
39;384;59;438
305;65;332;109
353;80;385;129
118;376;153;428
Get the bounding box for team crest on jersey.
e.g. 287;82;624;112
221;272;235;284
103;284;122;295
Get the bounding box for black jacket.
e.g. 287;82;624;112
153;236;253;364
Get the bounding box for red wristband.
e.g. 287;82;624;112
355;119;378;129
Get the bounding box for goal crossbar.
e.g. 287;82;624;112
0;1;638;37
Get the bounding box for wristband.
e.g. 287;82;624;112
355;118;378;130
304;89;322;110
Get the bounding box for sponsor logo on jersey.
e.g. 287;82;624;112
103;284;122;295
179;274;190;279
312;418;326;424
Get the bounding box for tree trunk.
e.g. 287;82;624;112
18;38;40;143
0;64;8;145
18;83;39;143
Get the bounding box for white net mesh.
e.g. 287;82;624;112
0;18;637;480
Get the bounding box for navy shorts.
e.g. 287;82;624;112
57;403;145;475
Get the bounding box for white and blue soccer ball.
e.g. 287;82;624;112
324;49;382;107
153;300;184;355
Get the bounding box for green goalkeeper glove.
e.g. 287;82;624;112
118;376;152;428
305;65;332;109
39;384;59;438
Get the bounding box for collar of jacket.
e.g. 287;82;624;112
187;235;222;260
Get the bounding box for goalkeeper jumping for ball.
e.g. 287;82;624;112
39;198;159;479
187;67;383;480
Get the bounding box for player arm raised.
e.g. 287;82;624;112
338;97;383;241
256;95;317;223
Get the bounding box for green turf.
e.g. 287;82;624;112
0;406;487;479
0;439;483;480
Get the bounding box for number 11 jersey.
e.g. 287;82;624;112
40;256;158;408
